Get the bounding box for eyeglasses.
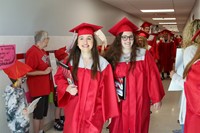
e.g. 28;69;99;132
121;35;134;41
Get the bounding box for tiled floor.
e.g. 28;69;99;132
46;79;182;133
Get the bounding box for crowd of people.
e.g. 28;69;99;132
2;17;200;133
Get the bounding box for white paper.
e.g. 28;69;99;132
68;31;78;52
147;35;154;41
94;29;107;46
175;48;184;76
49;52;58;88
27;97;41;114
147;45;152;50
168;48;184;91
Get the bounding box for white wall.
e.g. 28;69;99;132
184;0;200;27
189;0;200;20
0;0;142;36
0;0;143;132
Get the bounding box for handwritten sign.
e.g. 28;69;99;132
0;44;16;69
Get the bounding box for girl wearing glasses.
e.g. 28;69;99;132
104;17;165;133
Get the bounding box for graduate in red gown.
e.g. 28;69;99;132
140;22;152;34
104;17;165;133
158;29;176;79
140;22;158;61
136;30;150;49
54;23;119;133
183;29;200;133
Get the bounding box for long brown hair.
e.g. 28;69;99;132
67;35;100;81
104;32;137;71
183;43;200;78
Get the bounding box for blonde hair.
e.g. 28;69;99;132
183;44;200;78
182;19;200;48
137;36;148;49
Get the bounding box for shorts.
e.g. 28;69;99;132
53;87;58;107
33;95;49;119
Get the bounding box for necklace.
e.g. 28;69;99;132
123;52;131;63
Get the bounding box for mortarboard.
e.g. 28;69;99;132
108;17;138;36
192;30;200;41
140;22;152;28
137;30;150;38
3;60;32;80
69;23;102;36
54;46;68;61
159;29;174;36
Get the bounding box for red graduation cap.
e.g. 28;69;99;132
140;22;152;28
159;29;174;36
137;30;150;38
54;46;68;61
192;30;200;41
69;23;102;36
108;17;138;36
3;60;32;80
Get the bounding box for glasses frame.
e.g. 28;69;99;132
121;35;134;41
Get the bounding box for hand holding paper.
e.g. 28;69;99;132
66;84;78;96
95;29;107;47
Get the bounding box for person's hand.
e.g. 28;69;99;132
66;84;78;96
117;95;121;102
44;67;53;74
100;41;108;55
170;70;176;78
106;118;112;129
108;118;111;125
153;102;162;110
22;108;28;115
22;108;30;120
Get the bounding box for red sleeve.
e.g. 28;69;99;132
171;42;177;62
90;64;119;130
145;51;165;103
101;64;119;121
82;64;120;132
155;42;159;60
54;61;71;107
25;50;39;70
184;61;200;115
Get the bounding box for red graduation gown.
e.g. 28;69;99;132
109;48;165;133
54;56;119;133
158;42;176;72
184;60;200;133
148;35;159;60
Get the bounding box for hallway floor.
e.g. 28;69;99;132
46;79;182;133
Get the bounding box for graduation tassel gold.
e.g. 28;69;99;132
13;80;19;88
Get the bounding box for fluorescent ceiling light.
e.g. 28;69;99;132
152;18;176;20
159;22;177;24
141;9;174;13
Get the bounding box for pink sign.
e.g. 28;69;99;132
0;44;16;69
